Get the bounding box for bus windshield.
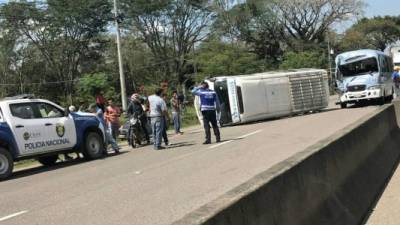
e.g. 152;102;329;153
214;80;232;126
338;57;379;77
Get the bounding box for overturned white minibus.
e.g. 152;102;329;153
195;69;330;126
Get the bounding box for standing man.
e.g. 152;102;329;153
192;81;221;144
170;91;183;135
105;98;121;140
161;93;169;146
392;66;400;98
89;103;120;154
127;94;150;144
148;88;168;150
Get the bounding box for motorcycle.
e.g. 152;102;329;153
128;112;147;148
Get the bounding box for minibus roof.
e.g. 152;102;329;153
210;68;326;81
335;49;388;66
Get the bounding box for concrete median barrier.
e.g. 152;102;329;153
173;101;400;225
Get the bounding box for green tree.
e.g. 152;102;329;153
194;39;266;80
340;16;400;51
104;35;165;96
1;0;112;102
215;0;284;62
273;0;364;45
120;0;215;91
75;73;117;103
0;28;18;98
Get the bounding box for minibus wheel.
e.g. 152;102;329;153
340;103;347;109
378;94;385;105
386;88;394;102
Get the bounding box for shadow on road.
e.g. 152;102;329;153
9;152;128;181
230;108;342;128
167;141;196;149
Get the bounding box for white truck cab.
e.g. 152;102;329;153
0;95;106;180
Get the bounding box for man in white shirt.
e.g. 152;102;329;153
148;88;168;150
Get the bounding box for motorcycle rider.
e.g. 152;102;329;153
127;93;150;144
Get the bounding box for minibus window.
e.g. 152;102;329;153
339;57;379;77
237;86;244;114
380;55;390;72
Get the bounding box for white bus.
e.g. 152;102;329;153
195;69;330;126
335;49;394;108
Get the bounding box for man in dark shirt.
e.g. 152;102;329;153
170;91;183;134
127;94;150;144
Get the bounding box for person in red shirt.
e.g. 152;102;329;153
105;98;121;140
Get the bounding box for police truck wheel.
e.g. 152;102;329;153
0;148;13;180
340;103;347;109
38;155;58;166
82;132;104;159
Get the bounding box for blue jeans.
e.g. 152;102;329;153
108;123;119;140
172;112;181;133
151;117;164;149
105;126;119;151
162;116;168;145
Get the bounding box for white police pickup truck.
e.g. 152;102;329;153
0;95;105;180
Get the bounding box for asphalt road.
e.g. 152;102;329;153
0;101;380;225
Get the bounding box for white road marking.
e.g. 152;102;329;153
208;140;234;149
208;129;263;149
237;129;263;139
0;211;28;222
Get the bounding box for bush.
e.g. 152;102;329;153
75;73;119;105
181;105;200;128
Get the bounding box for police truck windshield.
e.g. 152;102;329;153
338;57;379;77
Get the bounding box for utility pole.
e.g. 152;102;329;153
113;0;127;111
327;31;333;91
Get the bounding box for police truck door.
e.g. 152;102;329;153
34;102;77;151
8;102;49;156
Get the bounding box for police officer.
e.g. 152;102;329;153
192;81;221;144
393;66;400;98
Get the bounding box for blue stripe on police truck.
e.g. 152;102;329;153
0;122;19;157
70;113;102;148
